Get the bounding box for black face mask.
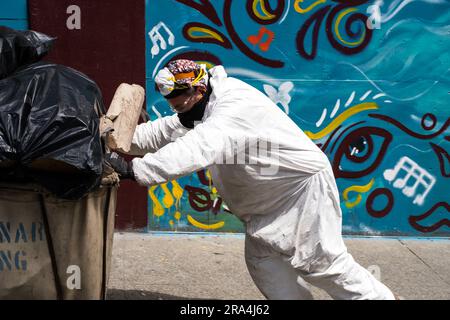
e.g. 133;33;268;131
177;80;212;129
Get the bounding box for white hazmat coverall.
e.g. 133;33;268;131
129;66;395;300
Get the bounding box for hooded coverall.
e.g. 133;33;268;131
128;66;395;300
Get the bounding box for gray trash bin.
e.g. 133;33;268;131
0;182;117;300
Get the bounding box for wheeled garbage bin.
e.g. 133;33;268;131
0;27;121;300
0;182;117;300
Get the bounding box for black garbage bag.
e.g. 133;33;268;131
0;26;55;79
0;61;105;199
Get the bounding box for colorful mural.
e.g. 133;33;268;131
145;0;450;236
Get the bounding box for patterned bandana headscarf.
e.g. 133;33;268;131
155;59;209;98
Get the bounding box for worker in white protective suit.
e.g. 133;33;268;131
105;59;396;300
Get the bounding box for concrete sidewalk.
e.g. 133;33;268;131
107;232;450;300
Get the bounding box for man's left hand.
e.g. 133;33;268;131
104;152;135;180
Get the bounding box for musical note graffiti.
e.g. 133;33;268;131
149;21;175;58
248;26;275;52
383;157;436;206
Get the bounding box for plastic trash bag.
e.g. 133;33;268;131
0;61;106;199
0;26;55;79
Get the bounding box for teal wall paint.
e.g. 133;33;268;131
0;0;28;29
144;0;449;236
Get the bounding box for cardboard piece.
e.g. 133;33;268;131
102;84;145;153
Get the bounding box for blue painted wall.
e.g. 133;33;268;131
0;0;29;29
145;0;449;236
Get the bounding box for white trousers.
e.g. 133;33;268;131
244;166;395;300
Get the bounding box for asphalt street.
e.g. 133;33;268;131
107;232;450;300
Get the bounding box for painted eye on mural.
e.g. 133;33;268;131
346;135;373;163
332;126;393;179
